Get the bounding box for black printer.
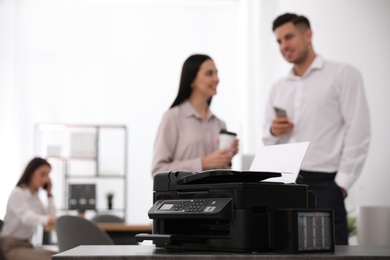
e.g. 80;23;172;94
136;170;335;253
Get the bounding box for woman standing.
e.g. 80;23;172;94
152;54;238;176
0;157;56;260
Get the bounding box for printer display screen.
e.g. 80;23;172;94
160;204;174;210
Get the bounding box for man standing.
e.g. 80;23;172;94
263;13;370;245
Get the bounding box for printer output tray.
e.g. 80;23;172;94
175;170;281;185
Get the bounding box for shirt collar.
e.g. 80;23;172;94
181;100;214;120
20;185;38;197
287;55;324;80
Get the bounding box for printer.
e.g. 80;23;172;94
136;170;335;253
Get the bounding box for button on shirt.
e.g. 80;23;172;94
262;56;370;190
152;100;226;175
0;186;56;240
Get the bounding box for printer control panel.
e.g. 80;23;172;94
149;198;232;218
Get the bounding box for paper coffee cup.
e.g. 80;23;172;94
219;129;237;150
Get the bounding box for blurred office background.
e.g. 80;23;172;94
1;0;389;245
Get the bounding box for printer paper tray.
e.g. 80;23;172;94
135;233;212;245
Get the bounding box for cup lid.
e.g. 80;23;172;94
220;129;237;136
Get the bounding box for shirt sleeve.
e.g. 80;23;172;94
262;99;279;145
46;197;56;216
8;188;50;226
262;84;283;145
334;65;371;190
151;111;202;176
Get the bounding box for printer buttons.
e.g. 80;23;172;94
204;206;216;212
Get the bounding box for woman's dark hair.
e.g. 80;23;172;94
170;54;213;108
272;13;311;31
16;157;51;187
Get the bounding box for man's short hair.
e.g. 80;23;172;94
272;13;311;31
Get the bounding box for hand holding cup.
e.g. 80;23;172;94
219;129;238;155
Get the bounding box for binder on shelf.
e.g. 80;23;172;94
68;184;96;211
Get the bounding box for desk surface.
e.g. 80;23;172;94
52;245;390;259
45;223;152;232
97;223;152;232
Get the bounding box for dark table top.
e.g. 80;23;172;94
52;245;390;259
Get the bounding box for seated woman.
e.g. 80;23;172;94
0;157;56;260
152;54;238;176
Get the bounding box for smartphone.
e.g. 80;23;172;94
274;107;287;118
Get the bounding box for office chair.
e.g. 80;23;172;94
91;214;124;223
55;215;114;252
0;219;5;260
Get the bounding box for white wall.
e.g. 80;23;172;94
1;0;389;230
0;0;247;223
0;0;22;220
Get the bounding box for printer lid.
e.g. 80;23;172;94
175;170;281;185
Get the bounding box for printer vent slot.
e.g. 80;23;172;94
251;207;268;214
163;219;230;237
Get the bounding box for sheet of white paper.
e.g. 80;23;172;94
249;142;310;183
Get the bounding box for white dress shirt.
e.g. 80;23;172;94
152;100;226;175
0;186;56;240
263;56;370;190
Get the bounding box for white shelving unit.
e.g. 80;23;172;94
34;123;128;220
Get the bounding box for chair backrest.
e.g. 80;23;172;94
0;219;4;260
91;214;124;223
55;215;114;252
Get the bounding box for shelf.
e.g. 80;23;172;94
65;175;125;179
58;208;126;212
35;123;128;221
47;156;97;161
36;123;127;131
95;209;127;213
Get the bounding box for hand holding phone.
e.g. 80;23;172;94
274;107;287;118
271;107;293;136
43;178;52;192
